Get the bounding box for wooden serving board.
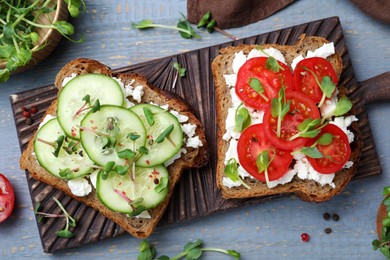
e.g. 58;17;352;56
10;16;384;253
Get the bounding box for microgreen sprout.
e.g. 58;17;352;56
248;77;269;102
73;95;101;119
288;118;323;141
37;135;65;157
256;150;274;188
373;186;390;258
131;14;200;39
154;176;168;193
143;107;155;126
113;188;144;213
302;66;336;107
294;133;333;159
58;167;78;179
256;46;285;73
173;62;186;78
196;11;239;40
234;103;251;133
271;86;290;137
224;158;250;189
0;0;86;82
98;161;115;180
321;96;353;124
63;140;79;155
137;238;241;260
156;124;176;147
34;197;77;238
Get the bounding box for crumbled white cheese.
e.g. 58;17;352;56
320;92;338;118
187;136;203;148
61;73;77;87
249;110;264;125
223;74;237;88
343;161;354;169
132;85;144;103
330;115;358;143
89;170;99;189
232;51;247;74
113;77;127;98
222;177;242;188
170;110;189;123
306;42;335;59
247;47;286;64
164;148;187;167
294;155;336;188
267;168;296;188
133;210;151;219
291;55;304;71
68;177;92;197
125;99;135;108
38;114;56;129
182;123;197;138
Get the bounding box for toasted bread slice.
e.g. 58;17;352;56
20;58;209;238
212;35;361;202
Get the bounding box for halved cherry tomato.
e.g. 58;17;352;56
0;173;15;223
263;90;320;150
307;124;351;174
294;57;338;103
237;123;293;182
235;57;294;110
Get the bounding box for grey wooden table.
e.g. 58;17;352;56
1;0;390;259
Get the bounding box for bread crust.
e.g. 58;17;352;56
212;35;362;202
20;58;209;238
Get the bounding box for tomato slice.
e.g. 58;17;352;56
237;123;293;182
294;57;338;103
235;57;294;110
0;173;15;223
307;124;351;174
263;90;321;150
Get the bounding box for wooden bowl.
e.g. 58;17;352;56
0;0;69;73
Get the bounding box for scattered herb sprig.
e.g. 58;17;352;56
34;197;77;238
171;61;186;89
131;14;200;39
234;103;251;132
256;150;273;188
137;239;240;260
302;66;336;107
271;86;290;138
224;158;250;189
294;132;334;159
373;186;390;258
0;0;86;82
197;11;238;40
248;77;269;102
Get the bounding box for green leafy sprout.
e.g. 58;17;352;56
256;46;285;73
131;14;200;39
294;132;334;159
256;150;274;188
224;158;250;189
234;103;251;133
248;77;269;102
196;11;238;40
0;0;86;82
34;197;77;238
321;96;353;124
271;86;290;138
373;186;390;258
302;66;336;107
36;135;65;158
173;61;186;77
137;239;241;260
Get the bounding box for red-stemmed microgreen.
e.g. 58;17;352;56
77;125;110;137
256;46;285;73
73;95;101;120
248;77;269;102
224;158;250;189
137;239;241;260
373;186;390;258
132;14;200;39
156;124;176;147
34;197;77;239
321;96;353;124
197;11;239;40
288;118;323;141
37;135;65;157
256;150;274;188
234;103;251;133
302;66;336;107
113;188;145;215
271;86;290;137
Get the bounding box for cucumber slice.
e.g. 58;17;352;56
80;105;146;166
96;165;169;214
57;74;125;140
34;118;94;179
130;104;183;167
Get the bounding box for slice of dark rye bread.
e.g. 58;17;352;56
20;58;209;238
212;35;362;202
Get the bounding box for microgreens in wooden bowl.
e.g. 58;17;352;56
0;0;86;83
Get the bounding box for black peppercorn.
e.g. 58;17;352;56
332;214;340;221
323;212;331;220
324;227;332;234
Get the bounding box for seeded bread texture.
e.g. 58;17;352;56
212;35;361;202
20;58;209;238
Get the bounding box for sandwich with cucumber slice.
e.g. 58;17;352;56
20;58;209;238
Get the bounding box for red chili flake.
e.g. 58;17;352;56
118;182;122;186
301;233;309;242
90;119;95;124
30;106;38;114
147;135;152;139
151;169;160;175
146;160;150;165
22;110;31;118
71;127;77;137
122;191;126;195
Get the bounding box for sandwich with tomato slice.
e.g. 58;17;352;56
212;34;362;202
